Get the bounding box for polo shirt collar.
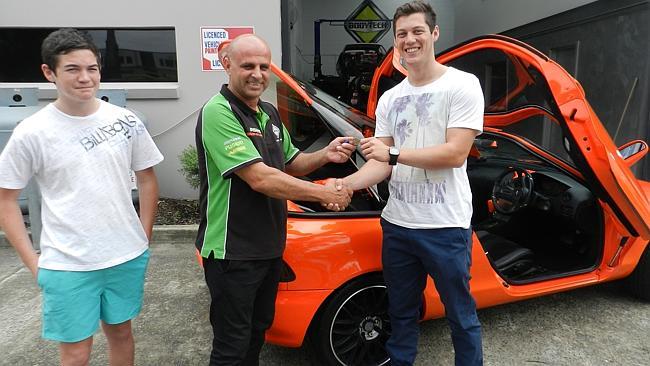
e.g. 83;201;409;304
220;84;260;117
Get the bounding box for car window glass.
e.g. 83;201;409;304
500;115;575;166
262;73;329;152
446;48;573;166
475;133;543;163
445;48;553;113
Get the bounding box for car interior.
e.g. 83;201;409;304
466;131;604;284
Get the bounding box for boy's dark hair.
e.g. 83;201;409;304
393;1;437;34
41;28;101;71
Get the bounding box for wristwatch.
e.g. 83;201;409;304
388;146;400;165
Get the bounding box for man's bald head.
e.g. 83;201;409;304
224;34;272;109
226;34;271;64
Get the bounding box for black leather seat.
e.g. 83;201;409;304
476;230;536;278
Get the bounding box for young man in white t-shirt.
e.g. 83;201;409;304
0;28;163;365
339;1;484;365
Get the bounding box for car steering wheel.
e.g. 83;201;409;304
491;168;534;214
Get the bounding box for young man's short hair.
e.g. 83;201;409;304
41;28;101;71
393;0;437;34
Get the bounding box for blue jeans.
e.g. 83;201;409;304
381;219;482;366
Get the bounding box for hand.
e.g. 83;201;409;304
26;252;39;278
326;137;357;164
360;137;390;162
320;178;352;211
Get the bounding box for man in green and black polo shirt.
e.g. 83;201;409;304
195;35;355;365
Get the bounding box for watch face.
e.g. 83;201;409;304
390;146;399;155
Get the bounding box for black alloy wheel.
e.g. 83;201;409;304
311;275;391;365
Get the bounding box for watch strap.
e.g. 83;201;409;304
388;148;399;165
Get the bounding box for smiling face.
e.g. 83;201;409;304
394;12;439;69
41;49;100;114
225;36;271;110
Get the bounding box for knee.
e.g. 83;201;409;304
103;321;133;342
60;342;92;366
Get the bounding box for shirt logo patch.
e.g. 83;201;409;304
272;125;281;142
246;127;263;138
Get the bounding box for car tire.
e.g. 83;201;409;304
309;274;391;366
625;245;650;301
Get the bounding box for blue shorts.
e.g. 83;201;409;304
37;249;150;343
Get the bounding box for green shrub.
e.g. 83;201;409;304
178;145;200;189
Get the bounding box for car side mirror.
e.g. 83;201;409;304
618;140;648;167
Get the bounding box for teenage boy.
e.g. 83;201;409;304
0;28;163;366
338;1;484;365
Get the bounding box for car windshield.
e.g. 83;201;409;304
262;69;381;151
299;79;376;132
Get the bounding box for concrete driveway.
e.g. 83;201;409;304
0;228;648;365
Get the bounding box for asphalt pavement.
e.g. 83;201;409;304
0;226;648;365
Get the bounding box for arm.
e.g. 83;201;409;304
0;188;38;277
134;167;159;241
340;137;394;191
360;128;479;169
399;128;479;169
284;137;356;177
235;162;352;210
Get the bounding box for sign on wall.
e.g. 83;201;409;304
344;0;391;43
201;26;254;71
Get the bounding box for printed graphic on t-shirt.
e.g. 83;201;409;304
388;92;448;205
390;179;447;204
77;113;146;152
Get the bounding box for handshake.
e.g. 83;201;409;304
320;178;352;212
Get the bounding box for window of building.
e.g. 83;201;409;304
0;27;177;83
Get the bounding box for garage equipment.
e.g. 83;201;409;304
0;88;42;248
311;19;386;111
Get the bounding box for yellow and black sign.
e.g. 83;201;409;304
344;0;391;43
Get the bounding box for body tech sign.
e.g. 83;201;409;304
344;0;391;43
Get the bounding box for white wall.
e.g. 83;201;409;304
288;0;455;81
0;0;282;199
453;0;598;43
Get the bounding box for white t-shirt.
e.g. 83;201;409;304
0;100;164;271
375;67;484;229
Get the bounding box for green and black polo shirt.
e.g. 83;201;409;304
195;85;300;260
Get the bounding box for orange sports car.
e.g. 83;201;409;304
204;35;650;365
